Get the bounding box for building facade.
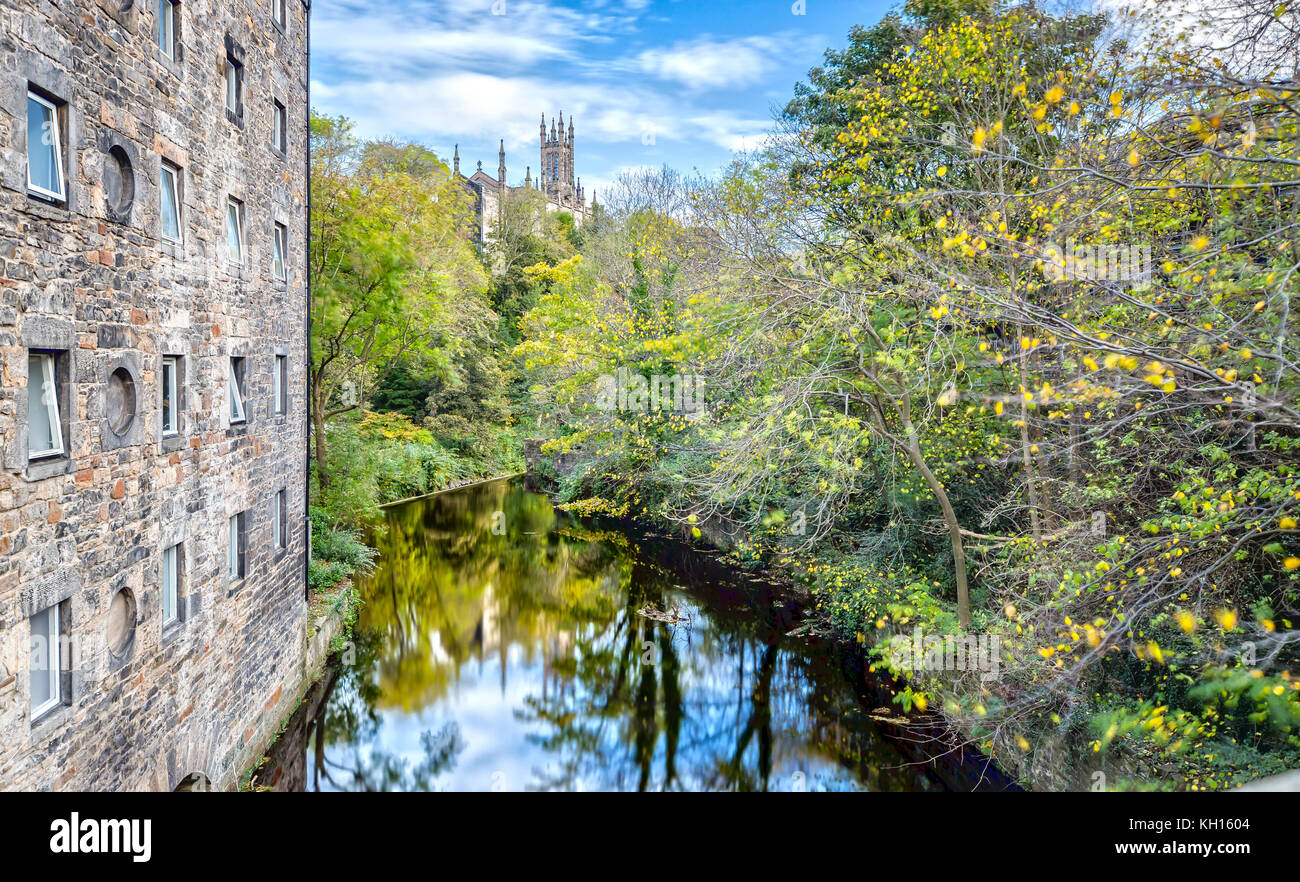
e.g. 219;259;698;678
455;111;592;242
0;0;309;790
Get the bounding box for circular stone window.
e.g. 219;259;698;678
107;588;137;657
106;367;137;435
104;145;135;218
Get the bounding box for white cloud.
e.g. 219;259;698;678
635;36;785;90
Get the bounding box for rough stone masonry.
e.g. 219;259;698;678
0;0;309;790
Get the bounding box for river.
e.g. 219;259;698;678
252;477;1015;792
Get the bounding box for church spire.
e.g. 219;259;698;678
453;144;459;176
498;139;506;185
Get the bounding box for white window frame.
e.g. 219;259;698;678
225;57;241;113
26;91;65;202
162;543;180;625
228;513;244;582
228;358;246;424
272;100;285;153
160;161;182;244
272;0;286;28
226;198;244;265
273;490;286;550
272;222;286;281
30;604;61;719
27;352;64;460
273;354;287;414
161;355;179;436
157;0;177;59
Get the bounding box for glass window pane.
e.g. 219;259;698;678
162;358;176;434
161;165;181;242
226;64;238;111
30;607;58;713
228;516;238;578
273;227;285;279
27;354;60;456
162;545;177;622
157;0;173;57
26;95;62;198
227;202;242;262
229;359;244;421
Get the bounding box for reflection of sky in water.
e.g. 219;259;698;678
314;601;873;792
301;481;948;792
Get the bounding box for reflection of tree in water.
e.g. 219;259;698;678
519;544;937;792
354;480;628;713
306;634;466;792
311;479;947;791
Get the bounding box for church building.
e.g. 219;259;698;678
454;112;593;241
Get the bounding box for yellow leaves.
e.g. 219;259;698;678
937;165;948;177
1068;100;1081;115
972;126;988;152
1127;149;1140;167
1038;646;1055;658
1147;641;1165;665
1031;104;1047;121
994;400;1004;416
1045;85;1065;105
1285;557;1300;571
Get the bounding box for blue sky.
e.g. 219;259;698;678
312;0;894;199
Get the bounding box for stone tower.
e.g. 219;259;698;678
539;111;581;207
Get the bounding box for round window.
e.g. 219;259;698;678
104;145;135;217
106;367;137;435
107;588;137;657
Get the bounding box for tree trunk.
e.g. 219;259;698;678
902;418;971;626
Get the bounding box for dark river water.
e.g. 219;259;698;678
253;478;1014;792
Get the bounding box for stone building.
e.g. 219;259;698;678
0;0;309;790
454;111;593;242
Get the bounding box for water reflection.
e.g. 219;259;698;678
256;479;1013;792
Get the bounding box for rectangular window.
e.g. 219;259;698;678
228;357;246;424
160;161;182;243
226;198;244;264
161;355;179;436
272;99;287;154
273;490;287;550
272;222;286;280
27;352;63;461
225;55;242;114
228;513;246;583
29;604;62;718
272;0;286;28
157;0;177;59
162;543;180;625
274;354;288;414
26;90;65;202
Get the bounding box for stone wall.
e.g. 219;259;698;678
0;0;309;791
